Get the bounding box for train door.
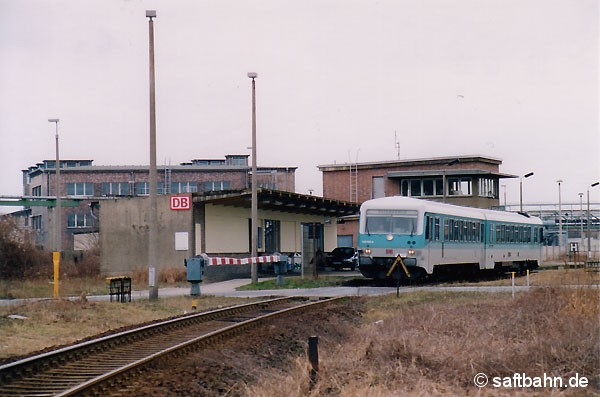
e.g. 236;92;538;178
483;221;495;269
479;221;487;270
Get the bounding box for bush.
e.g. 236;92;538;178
0;216;50;279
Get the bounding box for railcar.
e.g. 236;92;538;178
357;196;543;280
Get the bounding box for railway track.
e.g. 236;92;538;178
0;296;340;397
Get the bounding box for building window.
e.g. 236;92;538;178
67;182;94;196
135;182;165;195
32;186;42;196
448;177;472;196
102;182;130;196
372;176;385;199
204;181;231;192
31;215;43;231
171;182;198;193
67;213;92;228
478;177;497;198
400;178;443;197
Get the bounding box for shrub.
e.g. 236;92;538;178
0;216;50;279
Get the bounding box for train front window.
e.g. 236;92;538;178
364;209;419;235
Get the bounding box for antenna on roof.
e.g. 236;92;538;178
394;131;400;160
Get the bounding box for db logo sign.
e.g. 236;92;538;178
170;195;191;210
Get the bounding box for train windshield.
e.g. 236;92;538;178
364;209;419;235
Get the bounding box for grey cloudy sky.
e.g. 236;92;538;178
0;0;598;210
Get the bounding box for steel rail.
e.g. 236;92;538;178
0;296;340;397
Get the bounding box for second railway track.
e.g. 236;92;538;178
0;296;341;397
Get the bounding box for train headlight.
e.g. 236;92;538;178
386;234;393;241
408;248;415;255
365;248;372;255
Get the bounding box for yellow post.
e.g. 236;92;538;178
52;251;60;298
191;298;198;311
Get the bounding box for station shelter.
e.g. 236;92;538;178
99;189;358;280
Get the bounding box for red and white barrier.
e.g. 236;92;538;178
206;255;282;266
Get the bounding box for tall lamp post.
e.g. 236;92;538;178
579;193;584;258
588;182;599;259
48;118;61;299
146;10;158;300
519;172;534;212
557;180;563;260
248;72;258;283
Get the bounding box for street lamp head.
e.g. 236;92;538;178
247;72;258;79
48;118;59;123
146;10;156;18
592;182;600;188
556;179;563;184
524;172;534;178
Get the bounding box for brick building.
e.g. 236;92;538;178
22;155;296;251
318;155;516;246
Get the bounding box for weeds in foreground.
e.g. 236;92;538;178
246;287;599;396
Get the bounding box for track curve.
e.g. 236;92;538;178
0;296;340;397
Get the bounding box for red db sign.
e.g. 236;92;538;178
170;195;191;210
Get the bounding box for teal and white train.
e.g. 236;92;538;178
358;196;543;280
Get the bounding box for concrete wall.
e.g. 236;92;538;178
100;196;194;275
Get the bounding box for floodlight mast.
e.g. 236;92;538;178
146;10;158;300
48;118;61;299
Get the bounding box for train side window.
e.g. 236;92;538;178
453;220;459;242
444;219;449;241
425;216;431;240
434;217;441;241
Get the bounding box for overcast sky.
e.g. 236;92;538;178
0;0;598;212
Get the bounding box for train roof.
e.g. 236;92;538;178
360;196;542;225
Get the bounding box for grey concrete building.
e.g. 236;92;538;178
21;155;296;251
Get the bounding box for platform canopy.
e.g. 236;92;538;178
192;189;359;217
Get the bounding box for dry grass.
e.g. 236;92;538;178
0;266;190;300
442;267;600;288
0;295;258;360
246;287;599;396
